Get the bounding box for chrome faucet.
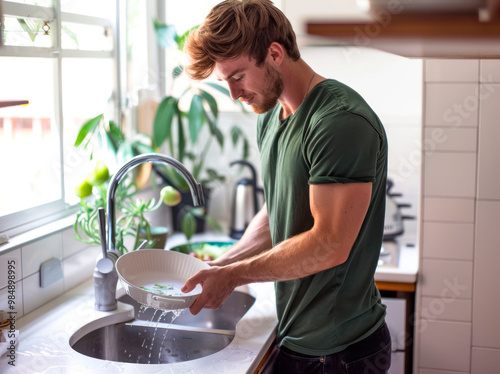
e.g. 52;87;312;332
94;153;205;311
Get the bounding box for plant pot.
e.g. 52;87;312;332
139;226;169;249
171;186;211;233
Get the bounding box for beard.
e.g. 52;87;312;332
246;63;284;114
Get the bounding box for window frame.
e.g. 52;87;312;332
0;0;121;237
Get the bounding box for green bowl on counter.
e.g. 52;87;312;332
169;241;234;261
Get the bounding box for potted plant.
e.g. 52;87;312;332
72;113;223;248
72;114;181;253
73;179;173;255
151;21;251;234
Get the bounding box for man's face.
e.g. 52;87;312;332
214;55;283;114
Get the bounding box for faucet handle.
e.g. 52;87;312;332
96;207;114;273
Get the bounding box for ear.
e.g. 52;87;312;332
267;42;285;66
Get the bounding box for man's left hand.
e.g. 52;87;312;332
181;266;237;315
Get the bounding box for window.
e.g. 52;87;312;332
0;0;118;235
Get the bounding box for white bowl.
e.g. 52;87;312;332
116;249;209;310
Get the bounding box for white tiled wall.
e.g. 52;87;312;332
419;320;472;371
473;200;500;349
477;85;500;200
416;59;500;373
0;226;99;317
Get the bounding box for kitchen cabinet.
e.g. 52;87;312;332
380;285;415;374
279;0;371;38
307;13;500;58
280;0;500;58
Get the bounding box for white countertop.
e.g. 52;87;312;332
0;278;277;373
375;237;419;284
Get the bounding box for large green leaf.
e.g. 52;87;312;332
192;159;203;181
175;25;198;51
101;129;118;156
188;94;204;145
163;166;189;190
230;126;243;146
153;19;177;49
176;106;185;162
74;114;103;148
116;141;135;165
203;215;223;232
17;19;41;42
213;127;224;150
204;82;230;97
231;125;250;159
132;139;155;154
172;65;184;79
107;121;125;153
204;168;225;185
199;89;219;118
181;210;197;240
202;82;248;112
153;96;177;149
198;93;223;149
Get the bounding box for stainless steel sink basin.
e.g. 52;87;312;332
70;291;255;364
71;324;234;364
119;291;255;330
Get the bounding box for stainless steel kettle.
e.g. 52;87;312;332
229;160;264;239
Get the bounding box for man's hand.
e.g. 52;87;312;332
181;266;237;315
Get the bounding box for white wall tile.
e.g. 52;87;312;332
419;320;471;371
0;280;23;318
0;248;22;288
21;234;63;277
480;60;500;83
423;127;477;152
420;297;471;322
426;59;479;82
477;84;500;200
421;259;473;299
471;347;500;374
422;222;474;260
386;125;422;173
420;370;467;374
22;272;64;315
424;152;476;198
423;197;475;223
63;246;100;292
62;227;87;259
473;200;500;348
425;83;479;127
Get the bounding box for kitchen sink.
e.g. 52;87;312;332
70;291;255;364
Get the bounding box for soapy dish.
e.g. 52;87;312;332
116;249;209;310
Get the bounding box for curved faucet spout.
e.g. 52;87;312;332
106;153;205;252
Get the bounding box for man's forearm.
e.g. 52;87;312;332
226;225;345;286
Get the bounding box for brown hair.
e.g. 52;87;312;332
184;0;300;80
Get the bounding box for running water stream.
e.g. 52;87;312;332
136;303;186;364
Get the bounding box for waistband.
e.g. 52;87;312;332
280;321;390;358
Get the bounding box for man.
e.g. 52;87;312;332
180;1;391;372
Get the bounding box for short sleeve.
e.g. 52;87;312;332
304;111;381;184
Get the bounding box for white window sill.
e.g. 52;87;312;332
0;215;75;255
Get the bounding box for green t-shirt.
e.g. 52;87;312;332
257;79;388;356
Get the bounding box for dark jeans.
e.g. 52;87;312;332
263;322;391;374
